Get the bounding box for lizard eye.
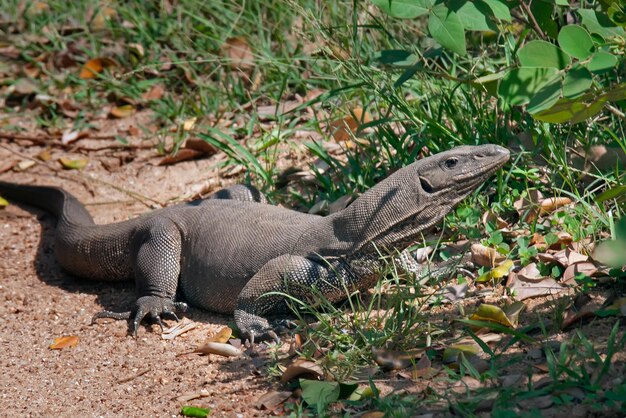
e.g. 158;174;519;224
445;158;458;169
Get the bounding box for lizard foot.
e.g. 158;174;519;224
91;296;187;336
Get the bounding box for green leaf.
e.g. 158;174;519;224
532;95;607;123
595;185;626;203
180;406;211;418
558;25;594;60
371;0;434;18
300;380;341;406
482;0;511;21
531;1;558;38
527;73;562;114
518;40;571;69
428;4;467;55
562;66;592;99
450;0;494;32
608;4;626;27
376;50;418;66
587;51;618;73
498;67;558;107
578;9;626;38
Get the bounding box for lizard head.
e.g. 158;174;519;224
416;144;510;202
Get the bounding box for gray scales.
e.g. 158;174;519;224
0;145;509;342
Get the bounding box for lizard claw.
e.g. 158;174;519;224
92;296;187;336
130;296;188;336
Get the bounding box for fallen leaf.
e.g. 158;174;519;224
553;248;588;266
221;36;254;70
25;1;49;17
539;197;572;214
59;157;88;170
180;406;210;418
281;358;323;382
61;129;88;145
142;84;165;101
158;148;204;166
470;243;506;267
50;335;79;350
255;390;292;410
16;160;36;171
517;262;543;282
79;57;117;79
502;301;526;326
561;261;598;285
0;159;18;173
193;341;242;357
184;138;217;155
470;304;516;328
35;149;52;161
442;343;480;364
90;6;117;31
128;42;144;59
561;302;601;329
0;196;8;208
110;104;136;118
329;108;372;142
513;189;543;223
161;317;197;340
482;210;508;229
476;260;514;283
205;326;232;344
508;274;566;300
182;117;197;131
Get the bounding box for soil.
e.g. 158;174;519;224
0;124;276;417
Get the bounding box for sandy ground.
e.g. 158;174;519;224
0;139;277;417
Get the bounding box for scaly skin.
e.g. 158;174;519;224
0;145;509;341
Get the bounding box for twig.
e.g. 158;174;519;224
0;131;154;151
117;368;151;384
520;1;546;40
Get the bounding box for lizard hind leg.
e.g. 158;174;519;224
92;219;188;335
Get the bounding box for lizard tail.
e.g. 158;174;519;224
0;181;94;225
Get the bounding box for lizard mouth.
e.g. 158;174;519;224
419;177;434;193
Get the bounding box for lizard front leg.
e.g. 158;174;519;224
93;219;187;335
234;254;373;343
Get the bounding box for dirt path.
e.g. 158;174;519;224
0;140;274;416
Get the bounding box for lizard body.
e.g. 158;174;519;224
0;145;509;341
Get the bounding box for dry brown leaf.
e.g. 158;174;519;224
221;36;254;70
561;262;598;285
79;57;117;79
58;157;88;170
110;104;136;118
508;274;565;300
329;108;372;142
50;335;79;350
157;148;204;166
361;412;385;418
482;210;508;229
0;159;18;174
281;359;323;382
206;326;232;344
26;1;49;17
470;243;506;267
36;150;52;161
514;189;543;223
142;84;165;101
184;138;218;155
16;160;36;171
561;302;600;329
516;263;543;282
540;197;572;214
193;341;242;357
255;390;292;410
90;6;117;31
182;117;197;131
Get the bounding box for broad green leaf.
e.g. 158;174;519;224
300;379;340;406
371;0;434;18
450;0;494;31
527;73;562;114
608;4;626;27
498;67;558;107
482;0;511;21
531;1;558;38
428;4;467;55
562;66;592;98
578;9;626;38
587;51;618;73
532;95;607;123
518;40;571;69
558;25;594;60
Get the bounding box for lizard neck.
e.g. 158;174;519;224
313;168;450;256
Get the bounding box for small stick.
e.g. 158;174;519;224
117;368;151;384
